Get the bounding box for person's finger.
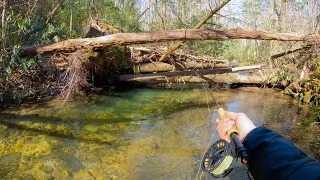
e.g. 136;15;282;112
217;121;224;133
216;119;221;126
217;119;232;130
217;120;234;140
219;118;230;125
217;129;227;141
221;121;235;133
224;111;239;120
217;123;226;137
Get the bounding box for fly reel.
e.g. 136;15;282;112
201;139;238;178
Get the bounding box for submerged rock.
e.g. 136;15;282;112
0;153;21;177
73;169;94;180
0;124;8;131
41;166;54;174
52;166;70;180
52;151;85;173
21;137;52;157
23;173;36;180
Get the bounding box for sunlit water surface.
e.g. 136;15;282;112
0;87;311;180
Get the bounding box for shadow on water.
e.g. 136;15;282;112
0;113;134;147
0;115;118;146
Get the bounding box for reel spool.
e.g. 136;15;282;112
201;139;238;178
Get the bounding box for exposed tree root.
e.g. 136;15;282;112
59;50;90;106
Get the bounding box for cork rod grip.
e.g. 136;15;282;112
218;108;240;139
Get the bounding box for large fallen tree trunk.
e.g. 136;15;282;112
22;29;318;55
119;65;261;83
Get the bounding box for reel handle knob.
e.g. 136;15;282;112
218;108;240;139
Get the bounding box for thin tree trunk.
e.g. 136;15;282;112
161;1;167;30
1;0;6;40
139;1;155;18
46;0;66;23
158;0;231;62
70;0;74;32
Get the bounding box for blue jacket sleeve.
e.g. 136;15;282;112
243;127;320;180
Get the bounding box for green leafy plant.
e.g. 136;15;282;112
278;69;294;84
308;73;320;106
299;107;320;125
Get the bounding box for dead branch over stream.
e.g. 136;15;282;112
21;29;319;56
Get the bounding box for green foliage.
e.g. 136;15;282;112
278;69;294;84
307;73;320;106
183;40;224;57
299;107;320;125
0;0;142;104
219;40;242;61
298;71;320;125
0;12;66;72
182;39;258;65
101;0;140;32
58;0;141;35
0;3;68;104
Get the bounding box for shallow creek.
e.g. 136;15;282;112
0;87;312;179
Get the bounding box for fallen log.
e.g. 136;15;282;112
133;60;229;73
120;65;261;82
21;29;318;55
270;46;311;60
118;73;263;85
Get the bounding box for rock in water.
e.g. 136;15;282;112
0;153;22;177
41;166;54;174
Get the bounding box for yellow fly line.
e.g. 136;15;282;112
211;155;234;175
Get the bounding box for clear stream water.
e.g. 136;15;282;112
0;87;313;180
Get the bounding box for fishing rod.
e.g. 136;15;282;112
201;85;249;178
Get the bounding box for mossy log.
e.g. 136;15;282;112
21;29;318;55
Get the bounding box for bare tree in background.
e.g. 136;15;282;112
1;0;6;40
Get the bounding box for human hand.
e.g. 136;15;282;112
216;111;256;142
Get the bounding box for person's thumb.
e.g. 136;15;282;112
224;111;239;120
